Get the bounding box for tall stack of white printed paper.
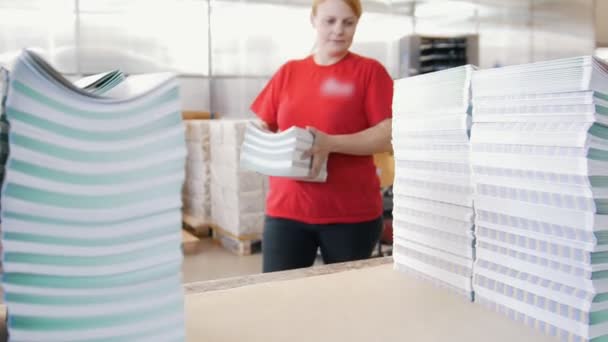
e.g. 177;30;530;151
392;65;476;300
210;119;267;238
1;50;186;341
182;120;212;225
240;123;327;182
471;56;608;341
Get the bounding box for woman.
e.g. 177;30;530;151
251;0;393;273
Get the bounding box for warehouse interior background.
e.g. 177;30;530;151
1;0;607;283
1;0;607;119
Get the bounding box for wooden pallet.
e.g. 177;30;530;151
181;229;199;244
182;214;212;238
210;224;262;256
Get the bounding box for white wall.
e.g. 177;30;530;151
0;0;599;118
597;0;608;47
178;77;211;112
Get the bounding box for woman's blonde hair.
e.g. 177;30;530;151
312;0;362;18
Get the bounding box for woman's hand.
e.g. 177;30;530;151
302;126;334;179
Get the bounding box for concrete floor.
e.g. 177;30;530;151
180;230;392;284
181;237;263;283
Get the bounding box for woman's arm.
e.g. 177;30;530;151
303;118;392;178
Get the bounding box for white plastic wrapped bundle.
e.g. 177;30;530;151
209;119;267;237
182;120;211;223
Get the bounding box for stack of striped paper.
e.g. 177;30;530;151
182;120;212;225
73;70;125;95
392;65;476;300
210;119;267;238
471;56;608;341
240;123;327;182
1;50;186;341
0;68;123;185
0;67;7;272
1;66;8;188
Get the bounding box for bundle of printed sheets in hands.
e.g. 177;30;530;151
239;122;328;182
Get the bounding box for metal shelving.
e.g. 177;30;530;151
397;34;479;77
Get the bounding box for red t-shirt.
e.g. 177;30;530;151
250;52;393;224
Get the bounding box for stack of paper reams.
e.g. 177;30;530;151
471;56;608;341
392;65;476;300
1;50;187;341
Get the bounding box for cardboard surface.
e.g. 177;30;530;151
184;264;558;342
0;263;559;341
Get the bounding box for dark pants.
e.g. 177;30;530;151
262;215;384;273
